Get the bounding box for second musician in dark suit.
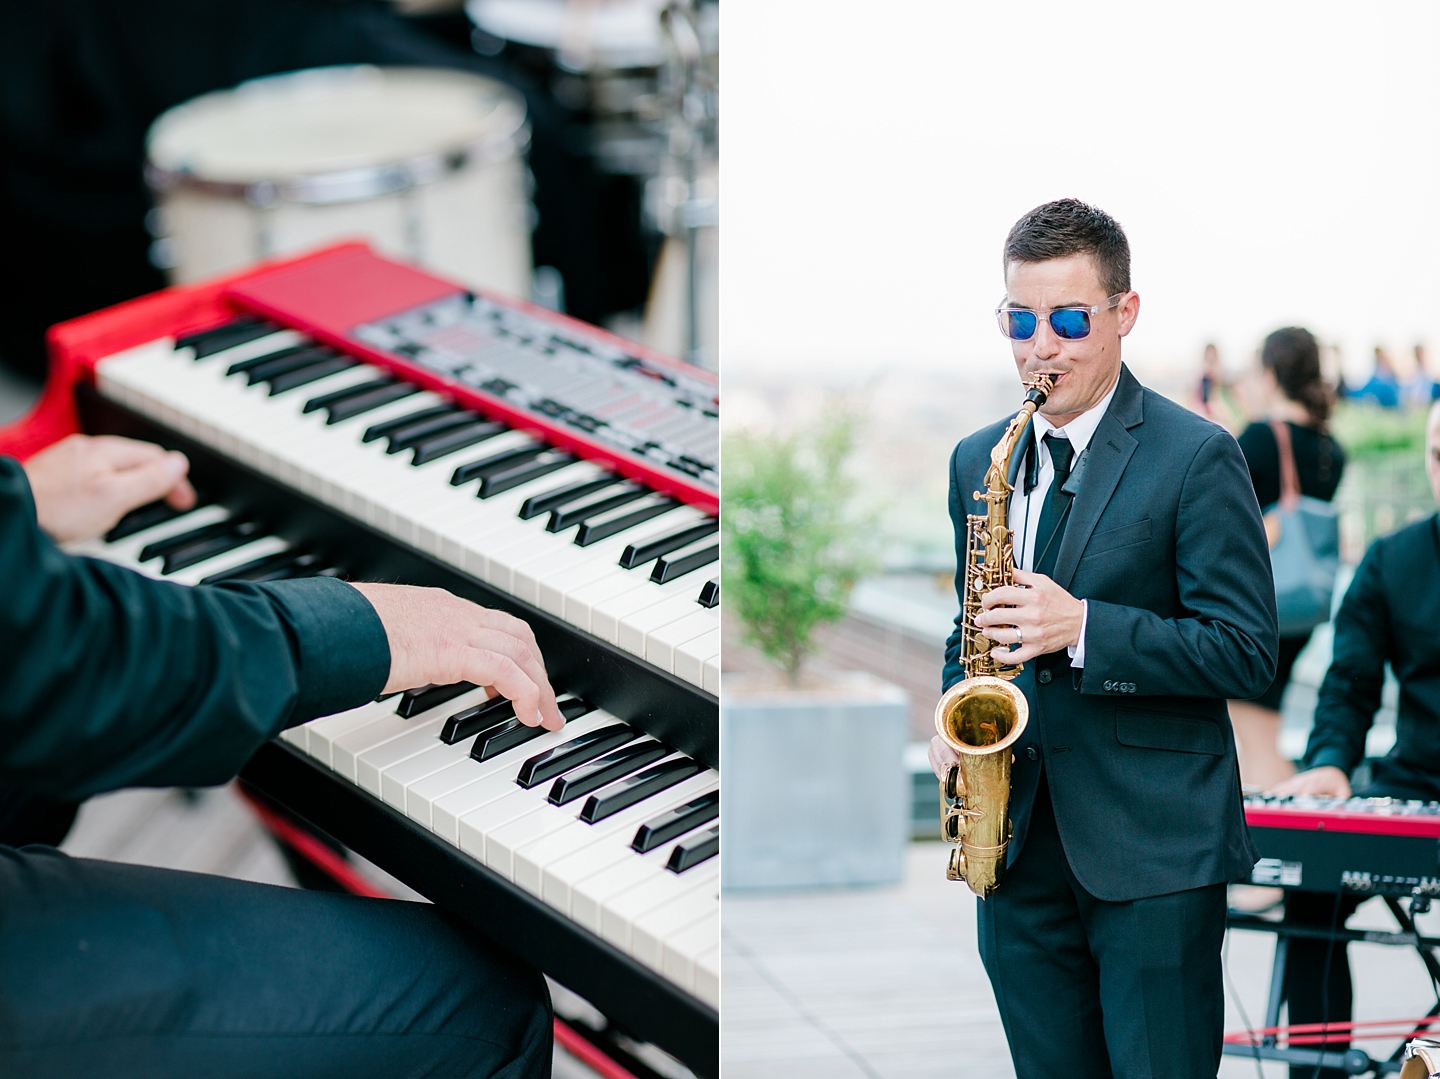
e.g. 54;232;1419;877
930;200;1276;1078
1269;399;1440;1078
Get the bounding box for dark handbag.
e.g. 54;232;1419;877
1264;421;1339;636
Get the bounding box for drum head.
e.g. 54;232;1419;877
147;66;526;187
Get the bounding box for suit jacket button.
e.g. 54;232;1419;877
1026;746;1039;761
1104;680;1114;691
1038;669;1052;684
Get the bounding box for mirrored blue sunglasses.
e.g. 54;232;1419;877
995;294;1127;341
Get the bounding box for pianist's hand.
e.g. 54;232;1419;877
23;434;197;543
1268;765;1352;800
350;583;565;731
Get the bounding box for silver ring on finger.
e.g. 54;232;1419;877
1015;626;1024;645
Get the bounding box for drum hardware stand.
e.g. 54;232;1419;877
1222;896;1440;1074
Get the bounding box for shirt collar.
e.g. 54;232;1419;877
1031;371;1120;457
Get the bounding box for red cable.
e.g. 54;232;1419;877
1225;1014;1440;1046
553;1018;642;1079
241;790;644;1079
237;787;389;899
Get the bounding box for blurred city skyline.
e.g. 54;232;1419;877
723;0;1440;386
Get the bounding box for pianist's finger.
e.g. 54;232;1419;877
349;583;564;730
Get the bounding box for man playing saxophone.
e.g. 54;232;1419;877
929;199;1277;1077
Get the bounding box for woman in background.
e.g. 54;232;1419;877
1230;327;1345;789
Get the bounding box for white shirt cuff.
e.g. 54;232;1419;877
1068;599;1088;668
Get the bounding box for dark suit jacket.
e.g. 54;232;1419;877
0;457;389;801
943;365;1276;902
1303;514;1440;799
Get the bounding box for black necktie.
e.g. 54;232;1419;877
1033;433;1074;579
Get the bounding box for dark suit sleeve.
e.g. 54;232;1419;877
0;458;390;801
1303;543;1389;774
1080;429;1277;699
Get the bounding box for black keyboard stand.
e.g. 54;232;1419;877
1221;897;1440;1075
242;740;717;1078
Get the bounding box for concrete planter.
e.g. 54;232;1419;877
722;671;910;890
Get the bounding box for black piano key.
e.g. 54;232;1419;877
697;578;720;608
227;344;320;378
471;695;596;761
200;550;327;584
518;475;619;520
652;543;718;584
323;382;419;424
410;421;507;466
450;444;546;486
480;452;577;499
240;345;335;384
515;724;635;789
181;317;276;358
471;719;544;762
546;484;648;533
385;411;477;453
105;499;189;543
440;695;516;745
575;497;681;548
547;740;670;806
303;377;391;414
396;681;477;719
666;825;719;872
267;355;357;395
620;520;719;570
580;756;704;823
139;518;237;563
161;520;265;574
363;405;456;444
632;791;719;852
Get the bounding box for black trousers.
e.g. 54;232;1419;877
0;846;552;1079
977;775;1228;1079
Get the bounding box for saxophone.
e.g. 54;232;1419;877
936;372;1052;897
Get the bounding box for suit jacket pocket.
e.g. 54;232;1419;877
1084;518;1153;558
1115;708;1225;756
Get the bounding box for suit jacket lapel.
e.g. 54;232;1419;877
1051;366;1143;591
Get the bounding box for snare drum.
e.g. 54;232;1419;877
146;65;532;297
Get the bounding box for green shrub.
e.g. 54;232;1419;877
722;407;873;683
1330;401;1428;460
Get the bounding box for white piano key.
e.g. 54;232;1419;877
588;574;706;644
703;656;720;695
661;911;719;990
302;698;404;766
570;848;717;935
331;687;489;781
353;711;456;795
617;594;715;658
694;946;719;1008
674;630;720;688
413;711;613;833
598;862;718;951
644;610;720;672
72;503;231;569
510;770;717;896
628;887;717;968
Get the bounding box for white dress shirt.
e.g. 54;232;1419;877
1006;374;1119;667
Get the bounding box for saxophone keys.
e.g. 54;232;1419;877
947;847;965;882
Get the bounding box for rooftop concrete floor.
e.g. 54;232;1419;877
723;842;1440;1079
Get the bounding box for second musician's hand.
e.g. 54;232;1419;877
975;568;1085;664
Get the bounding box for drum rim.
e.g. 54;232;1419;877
144;67;530;207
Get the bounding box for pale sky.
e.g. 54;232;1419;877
722;1;1440;384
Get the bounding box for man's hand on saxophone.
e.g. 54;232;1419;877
973;568;1085;665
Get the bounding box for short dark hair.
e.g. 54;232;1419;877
1262;326;1332;429
1004;199;1131;296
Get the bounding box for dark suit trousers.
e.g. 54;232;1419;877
977;775;1227;1079
0;846;552;1079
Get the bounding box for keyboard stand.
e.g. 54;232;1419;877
241;740;718;1078
1221;899;1440;1074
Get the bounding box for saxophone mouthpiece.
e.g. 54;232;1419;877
1021;373;1054;406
